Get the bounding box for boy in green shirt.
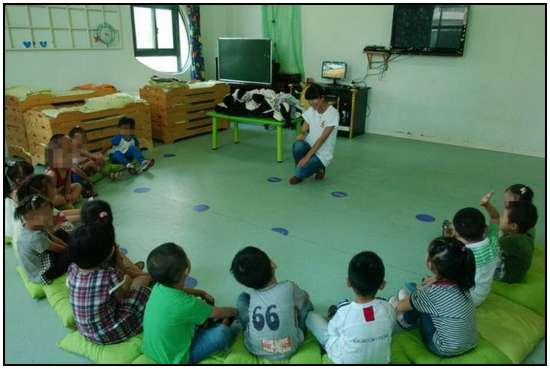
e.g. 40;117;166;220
142;243;239;364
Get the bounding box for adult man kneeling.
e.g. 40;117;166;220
289;84;339;185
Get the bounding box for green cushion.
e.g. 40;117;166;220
57;331;143;364
530;246;545;274
390;336;412;364
43;274;75;328
5;235;12;246
131;352;228;365
476;293;545;364
392;329;511;364
16;266;45;299
491;268;545;317
222;332;322;364
89;173;105;184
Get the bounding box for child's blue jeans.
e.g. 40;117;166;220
292;140;324;179
189;323;240;363
403;309;442;356
110;146;144;166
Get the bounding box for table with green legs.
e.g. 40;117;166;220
207;111;302;162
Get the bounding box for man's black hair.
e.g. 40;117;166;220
305;84;325;100
230;246;273;289
147;243;189;286
453;207;486;242
348;251;385;297
68;126;85;138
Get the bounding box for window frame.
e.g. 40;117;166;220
130;4;183;64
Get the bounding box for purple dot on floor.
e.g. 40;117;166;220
416;214;436;222
267;176;282;183
134;187;150;193
183;276;198;288
193;204;210;212
163;153;176;158
271;227;289;236
331;191;348;198
119;247;128;255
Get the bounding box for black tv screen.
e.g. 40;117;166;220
391;5;469;56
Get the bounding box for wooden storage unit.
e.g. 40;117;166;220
4;87;117;162
24;101;153;166
140;83;229;144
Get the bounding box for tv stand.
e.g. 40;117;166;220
320;83;369;139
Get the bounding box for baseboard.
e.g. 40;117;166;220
365;128;545;159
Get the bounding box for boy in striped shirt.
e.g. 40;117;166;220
452;200;499;307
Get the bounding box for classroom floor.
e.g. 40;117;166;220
5;126;546;364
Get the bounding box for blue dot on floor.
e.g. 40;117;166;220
134;187;150;193
272;227;289;236
267;176;282;183
163;153;176;158
119;247;128;255
193;204;210;212
331;191;348;198
183;276;198;288
416;214;436;222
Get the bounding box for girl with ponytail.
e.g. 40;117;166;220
389;237;477;357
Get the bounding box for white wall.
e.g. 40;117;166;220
4;5;191;96
202;5;545;157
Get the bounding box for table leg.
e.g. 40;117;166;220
276;125;283;162
233;122;240;143
212;116;218;150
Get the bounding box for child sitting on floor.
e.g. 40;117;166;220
67;222;151;344
452;205;498;307
14;193;70;284
230;246;314;360
306;251;395;364
45;134;82;208
503;184;536;240
69;126;102;198
480;191;538;283
110;117;154;175
5;160;34;243
391;237;477;357
143;243;239;364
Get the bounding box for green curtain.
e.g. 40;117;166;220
262;5;304;77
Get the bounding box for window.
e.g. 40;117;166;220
130;5;190;73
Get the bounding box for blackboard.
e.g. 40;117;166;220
218;38;272;85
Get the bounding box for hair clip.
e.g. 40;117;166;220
520;187;527;194
99;211;109;219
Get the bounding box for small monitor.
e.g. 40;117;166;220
322;61;347;80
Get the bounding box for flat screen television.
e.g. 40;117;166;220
322;61;347;81
217;38;272;85
390;5;469;56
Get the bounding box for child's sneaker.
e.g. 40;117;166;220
141;159;155;172
388;296;399;309
398;288;410;301
396;311;414;330
126;163;138;175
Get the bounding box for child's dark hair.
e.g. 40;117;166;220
69;222;115;269
14;194;52;221
118;116;135;129
147;243;189;286
5;160;34;196
305;84;325;100
428;237;476;291
507;201;538;233
453;207;486;242
230;246;273;289
348;251;385;297
68;126;85;138
16;174;52;202
506;184;534;204
81;199;113;224
45;133;69;166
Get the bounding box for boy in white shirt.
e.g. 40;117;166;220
306;251;395;364
289;84;339;185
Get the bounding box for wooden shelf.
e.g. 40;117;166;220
364;50;391;71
